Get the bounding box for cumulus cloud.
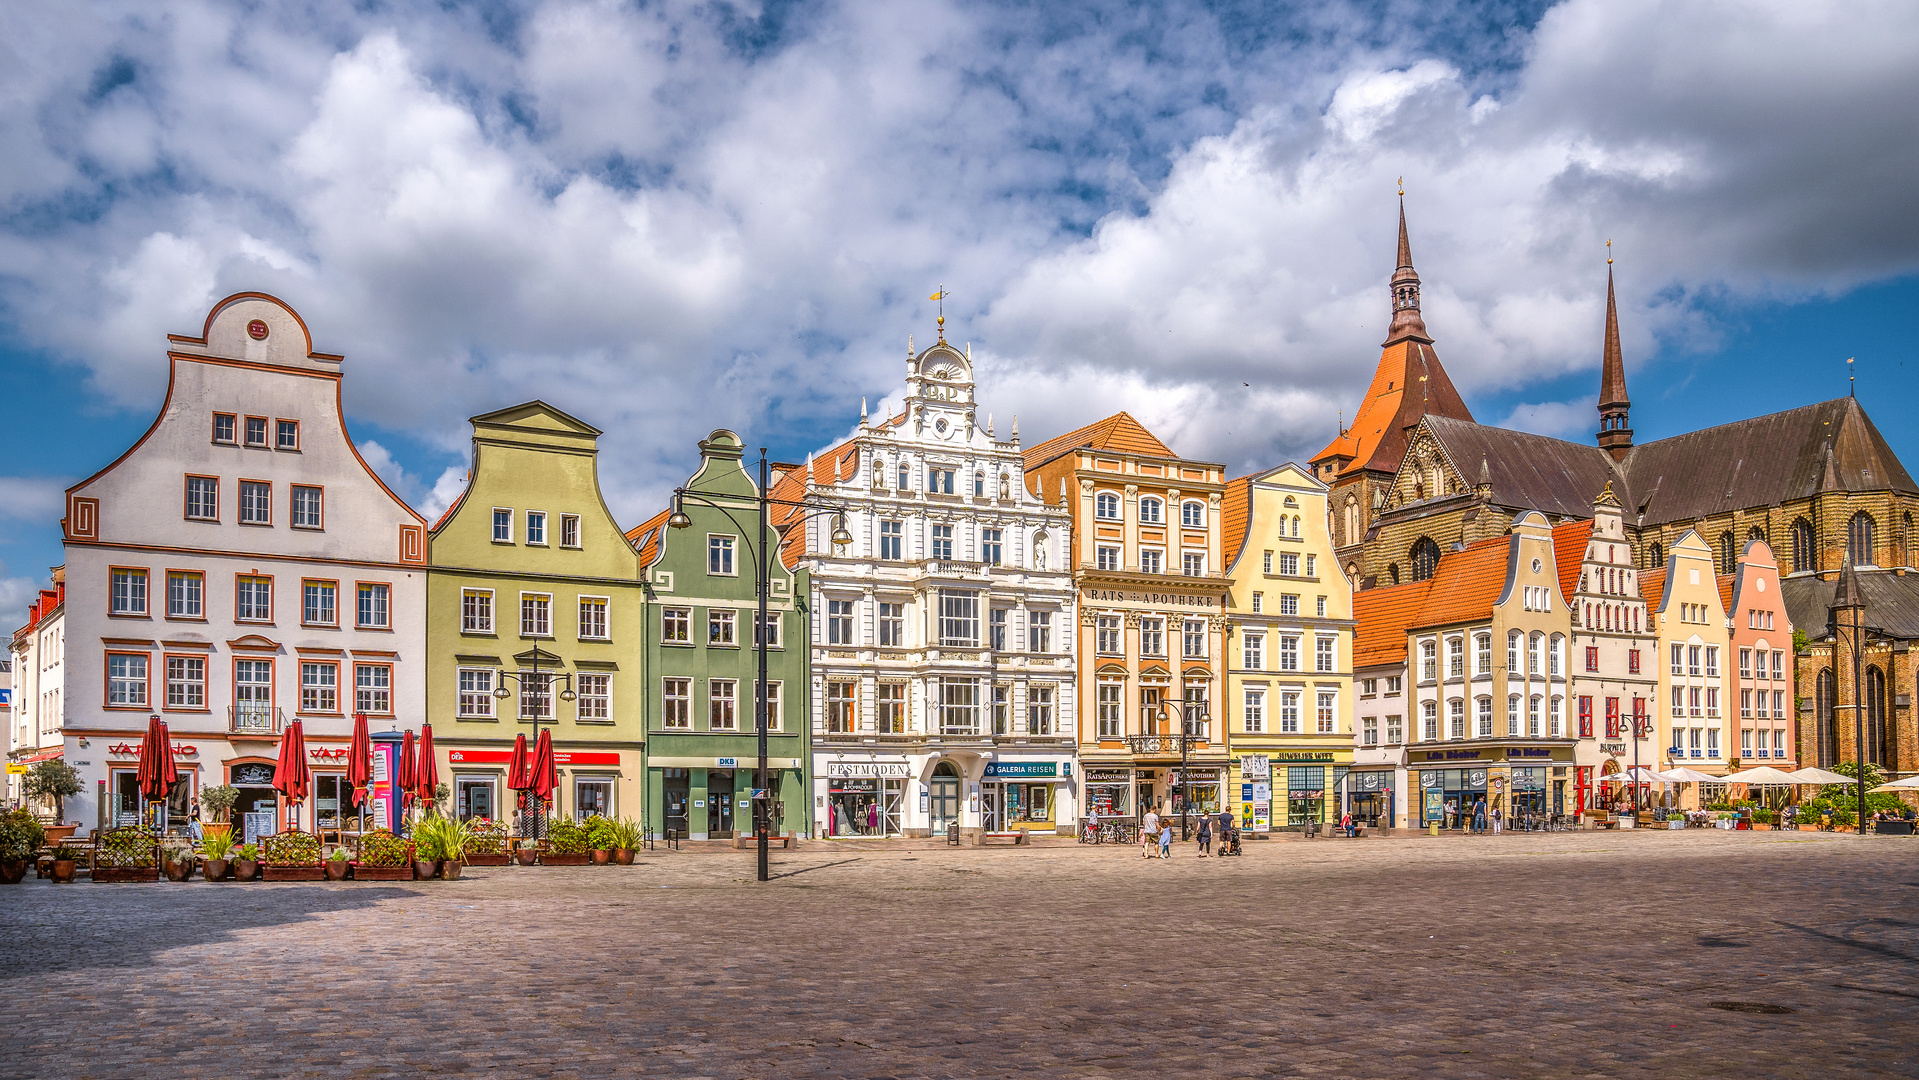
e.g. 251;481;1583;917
0;0;1913;520
0;477;72;522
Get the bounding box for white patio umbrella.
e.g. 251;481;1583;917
1785;767;1855;786
1622;767;1673;782
1718;766;1801;786
1664;767;1723;784
1869;775;1919;792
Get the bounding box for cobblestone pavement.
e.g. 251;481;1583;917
3;830;1916;1079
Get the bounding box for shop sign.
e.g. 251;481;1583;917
107;742;198;757
5;763;24;775
232;763;276;786
1504;747;1555;759
445;749;622;766
1084;769;1130;783
1240;755;1270;780
718;757;737;767
1419;749;1485;762
1600;741;1626;756
1270;751;1334;762
984;762;1057;779
1081;588;1217;609
826;762;913;778
309;748;348;761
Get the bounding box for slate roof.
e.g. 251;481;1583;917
1780;569;1919;641
1422;416;1625;519
1022;411;1176;471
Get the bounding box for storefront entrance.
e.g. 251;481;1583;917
829;777;904;835
1084;771;1130;819
662;769;691;838
1419;768;1487;828
707;769;735;838
1508;767;1547;826
928;763;960;835
1344;771;1395;827
1285;765;1326;826
455;775;497;823
981;783;1052;830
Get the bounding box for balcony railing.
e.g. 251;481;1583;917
229;704;283;735
1127;734;1210;755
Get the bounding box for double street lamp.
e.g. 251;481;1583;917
669;448;851;882
494;649;576;841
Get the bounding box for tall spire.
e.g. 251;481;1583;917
1384;181;1432;346
1597;240;1633;462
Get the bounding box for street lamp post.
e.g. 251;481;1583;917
670;448;851;882
1827;564;1878;834
493;649;575;841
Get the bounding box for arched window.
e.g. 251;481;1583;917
1507;631;1521;671
1387;564;1401;586
1282;496;1298;508
1409;536;1441;582
1095;492;1120;520
973;472;985;497
1816;668;1837;768
1648;542;1664;570
1747;524;1766;545
1343;496;1360;545
1181;501;1206;528
1791;518;1814;573
1292;514;1302;537
1848;511;1876;567
1719;531;1736;575
1867;666;1888;767
898;460;911;490
1548;633;1564;676
1138;497;1162;524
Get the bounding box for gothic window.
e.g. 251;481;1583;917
1388;563;1401;586
1747;524;1766;545
1867;666;1887;767
1847;512;1875;568
1791;518;1814;573
1816;667;1837;768
1409;537;1441;583
1647;542;1664;570
1718;531;1736;575
1344;496;1360;545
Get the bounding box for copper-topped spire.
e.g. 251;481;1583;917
1597;240;1633;461
1384;182;1432;346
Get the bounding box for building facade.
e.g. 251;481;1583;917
1220;464;1354;833
60;293;428;837
777;335;1076;838
1024;412;1227;827
628;430;810;841
426;402;645;829
1645;531;1734;778
1564;489;1659;810
7;575;64;810
1725;540;1796;770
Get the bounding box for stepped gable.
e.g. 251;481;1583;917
1353;577;1433;667
1022;411;1174;473
1620;397;1917;526
1780;569;1919;641
1421;415;1626;519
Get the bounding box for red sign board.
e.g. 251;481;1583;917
107;743;198;757
445;749;621;766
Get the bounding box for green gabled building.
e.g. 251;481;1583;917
626;430;810;840
426;402;647;830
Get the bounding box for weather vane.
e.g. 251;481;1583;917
1397;176;1403;197
930;285;951;340
1607;238;1613;265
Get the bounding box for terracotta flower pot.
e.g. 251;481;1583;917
50;859;77;884
614;848;635;865
163;858;195;882
203;857;230;881
0;860;26;884
440;860;463;881
233;858;260;881
324;861;350;881
591;849;611;865
413;859;440;880
516;849;541;866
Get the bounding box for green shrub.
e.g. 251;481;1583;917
356;830;409;866
610;817;642;849
1751;808;1774;824
262;831;321;866
233;843;260;861
0;809;46;862
201;830;236;860
584;814;617;851
22;761;82;820
547;818;592;855
199;784;240;822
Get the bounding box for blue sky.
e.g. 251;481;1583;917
0;0;1915;625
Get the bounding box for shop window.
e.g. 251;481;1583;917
574;778;613;821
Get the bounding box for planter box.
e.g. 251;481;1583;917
263;865;325;881
350;864;413;880
463;853;511;866
92;866;161;883
541;853;591;866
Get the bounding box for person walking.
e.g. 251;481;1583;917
1444;798;1458;831
1158;820;1173;859
1472;798;1487;835
1196;814;1212;857
1141;807;1160;858
1491;804;1503;835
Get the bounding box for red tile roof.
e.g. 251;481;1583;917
1310;340;1473;476
1716;574;1735;614
624;509;670;568
1640;569;1668;611
1410;534;1511;629
1022;411;1175;471
1354;579;1433;668
1221;475;1253;569
1553;519;1594;599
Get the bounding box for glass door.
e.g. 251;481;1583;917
929;766;960;835
707;769;734;837
662;769;690;838
981;785;1003;831
455;775;496;823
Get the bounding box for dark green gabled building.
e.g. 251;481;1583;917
627;430;810;840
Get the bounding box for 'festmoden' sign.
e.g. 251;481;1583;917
1082;588;1218;609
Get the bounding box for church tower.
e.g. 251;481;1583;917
1596;251;1633;462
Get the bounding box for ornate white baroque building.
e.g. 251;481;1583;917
774;333;1076;838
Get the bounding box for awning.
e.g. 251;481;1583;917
1718;766;1801;786
13;747;63;764
1869;775;1919;792
1663;767;1723;784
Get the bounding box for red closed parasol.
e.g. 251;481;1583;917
507;733;530;792
347;712;372;808
274;720;312;805
397;730;418;808
414;723;439;808
136;715;178;802
530;728;558;803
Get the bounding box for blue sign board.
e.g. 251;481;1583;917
983;762;1059;779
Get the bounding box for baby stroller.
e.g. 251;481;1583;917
1217;824;1244;857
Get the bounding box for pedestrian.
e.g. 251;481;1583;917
1473;798;1487;834
1158;821;1173;859
1141;807;1160;858
1196;814;1212;856
188;804;204;843
1445;798;1457;830
1340;809;1354;838
1491;805;1503;835
1084;807;1099;841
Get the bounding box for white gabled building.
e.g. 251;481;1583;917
773;332;1076;839
60;293;427;838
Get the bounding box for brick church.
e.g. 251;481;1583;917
1313;200;1919;780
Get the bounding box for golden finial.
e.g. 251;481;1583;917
1397;176;1403;197
1607;238;1613;265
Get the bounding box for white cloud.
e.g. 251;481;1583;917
0;0;1912;516
419;466;469;524
0;477;72;522
1498;400;1593;441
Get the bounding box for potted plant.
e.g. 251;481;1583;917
22;760;83;836
611;818;641;865
261;831;325;881
0;809;45;884
411;818;446;881
199;785;240;845
350;829;413;880
433;817;473;880
542;818;593;865
325;846;351;881
232;843;262;882
1751;808;1774;831
585;815;617;864
161;839;197;881
201;829;236;881
48;844;79;884
94;826;162;883
515;838;541;866
464;818;510;866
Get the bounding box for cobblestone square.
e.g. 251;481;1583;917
3;830;1916;1079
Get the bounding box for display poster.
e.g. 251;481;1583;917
367;741;399;832
1240;754;1270;781
1252;781;1272;832
1423;791;1444;822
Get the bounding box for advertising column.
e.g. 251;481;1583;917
1238;754;1271;833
